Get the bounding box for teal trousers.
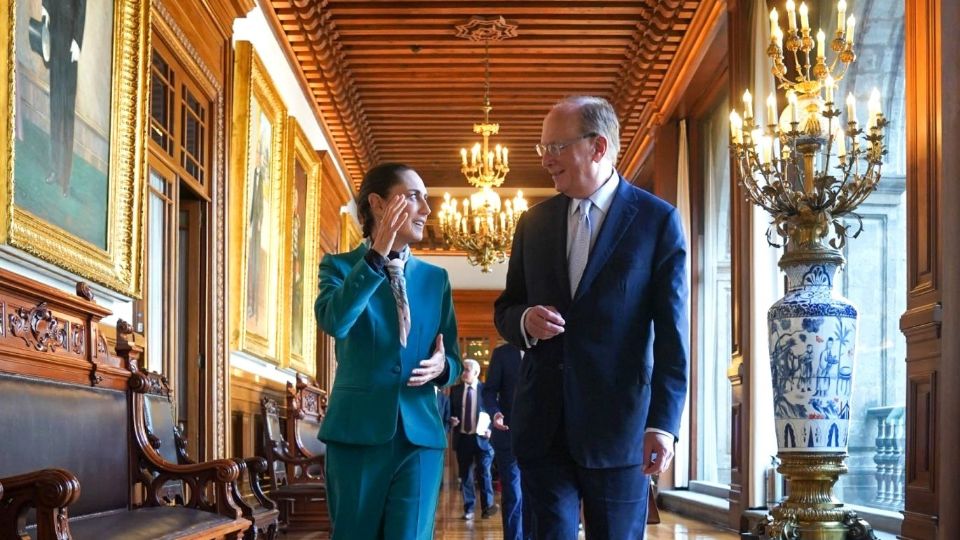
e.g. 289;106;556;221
325;423;444;540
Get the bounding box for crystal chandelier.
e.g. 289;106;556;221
437;17;527;272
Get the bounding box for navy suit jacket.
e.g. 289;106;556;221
449;382;492;452
494;177;689;468
481;343;522;452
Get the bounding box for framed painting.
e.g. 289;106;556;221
282;118;321;375
0;0;148;296
229;41;287;362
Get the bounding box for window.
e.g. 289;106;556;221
832;0;907;512
137;34;215;459
695;94;733;485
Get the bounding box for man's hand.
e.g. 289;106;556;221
408;334;445;386
371;194;408;257
642;431;675;475
523;305;565;341
492;412;509;431
450;417;460;428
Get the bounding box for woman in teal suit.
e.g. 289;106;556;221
315;163;462;539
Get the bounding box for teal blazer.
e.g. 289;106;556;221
315;243;462;449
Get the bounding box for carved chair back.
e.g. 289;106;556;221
0;372;129;521
260;396;290;490
285;373;328;482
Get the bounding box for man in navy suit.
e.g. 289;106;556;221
494;96;688;539
482;343;535;540
449;359;499;521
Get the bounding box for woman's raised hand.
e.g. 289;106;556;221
371;194;408;257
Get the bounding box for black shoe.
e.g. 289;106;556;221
481;504;500;518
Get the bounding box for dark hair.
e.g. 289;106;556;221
356;163;413;238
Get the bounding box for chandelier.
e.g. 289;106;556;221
437;17;528;272
729;0;886;251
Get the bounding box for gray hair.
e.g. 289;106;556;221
554;96;620;161
463;358;480;373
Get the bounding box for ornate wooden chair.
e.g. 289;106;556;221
135;368;281;540
260;394;329;534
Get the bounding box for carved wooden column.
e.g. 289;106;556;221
900;1;960;538
726;0;756;530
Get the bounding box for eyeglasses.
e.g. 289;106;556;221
534;132;598;157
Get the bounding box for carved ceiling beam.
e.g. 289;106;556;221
619;0;726;180
288;0;378;184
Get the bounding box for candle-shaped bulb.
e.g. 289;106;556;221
846;92;858;125
460;148;467;166
824;74;835;103
770;8;780;37
495;144;502;163
846;15;856;44
443;192;451;203
817;29;826;58
835;127;846;157
503;148;509;166
766;94;778;126
799;2;809;31
773;26;784;48
787;90;799;124
786;0;797;30
729;111;743;143
837;0;847;33
868;87;882;128
742;89;753;119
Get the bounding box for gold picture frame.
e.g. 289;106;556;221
282;118;322;375
229;41;287;362
1;0;148;296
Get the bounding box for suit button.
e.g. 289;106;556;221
558;363;564;370
393;365;402;374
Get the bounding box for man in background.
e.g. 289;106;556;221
482;343;534;540
449;359;499;521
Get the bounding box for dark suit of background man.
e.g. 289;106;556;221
449;359;499;521
41;0;86;196
494;95;688;540
482;343;535;540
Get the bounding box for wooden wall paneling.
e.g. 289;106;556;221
901;1;959;537
314;154;354;392
936;0;960;534
726;0;754;529
451;290;502;377
230;369;287;460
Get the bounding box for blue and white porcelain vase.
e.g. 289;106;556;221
768;254;858;453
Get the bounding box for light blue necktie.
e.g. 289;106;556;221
569;199;593;296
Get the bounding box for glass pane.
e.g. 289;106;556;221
180;85;206;184
150;50;174;154
833;0;906;511
697;94;732;485
146;169;171;374
177;211;189;424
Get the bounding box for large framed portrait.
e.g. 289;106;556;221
1;0;148;296
283;118;322;375
229;41;287;362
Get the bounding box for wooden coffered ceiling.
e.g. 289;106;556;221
265;0;723;194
